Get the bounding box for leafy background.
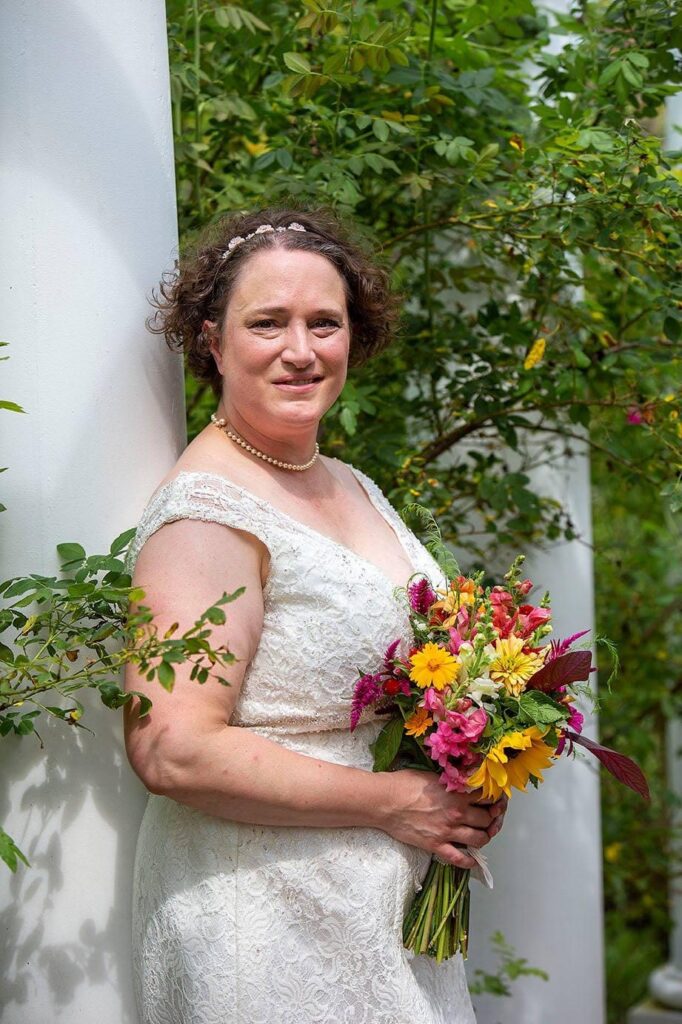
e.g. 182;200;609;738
164;1;682;1020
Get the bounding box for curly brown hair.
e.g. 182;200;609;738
146;205;401;397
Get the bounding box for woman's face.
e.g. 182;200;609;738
208;247;350;439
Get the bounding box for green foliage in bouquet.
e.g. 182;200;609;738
0;530;241;871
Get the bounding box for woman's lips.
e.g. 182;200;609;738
272;376;323;393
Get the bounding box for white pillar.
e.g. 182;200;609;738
0;3;183;1022
468;442;605;1024
627;89;682;1024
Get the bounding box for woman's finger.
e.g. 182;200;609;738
434;844;477;870
449;826;491;850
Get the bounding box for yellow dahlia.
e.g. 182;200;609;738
468;727;555;801
409;643;460;691
404;705;434;737
488;635;547;696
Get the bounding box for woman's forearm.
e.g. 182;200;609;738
129;719;393;832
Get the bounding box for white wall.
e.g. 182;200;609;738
0;2;184;1020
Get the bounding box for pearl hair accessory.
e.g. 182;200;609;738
211;413;320;472
220;222;307;260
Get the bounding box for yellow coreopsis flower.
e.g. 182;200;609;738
468;727;555;801
489;635;547;696
404;705;434;737
409;643;460;691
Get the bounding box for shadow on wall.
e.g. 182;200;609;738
0;705;147;1023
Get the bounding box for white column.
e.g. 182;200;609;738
468;442;605;1024
627;89;682;1024
0;3;183;1022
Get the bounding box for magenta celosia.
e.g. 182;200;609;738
548;629;590;662
408;577;437;615
350;673;383;732
383;638;401;671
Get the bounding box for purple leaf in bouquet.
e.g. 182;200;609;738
408;576;437;615
350;673;383;732
526;651;593;693
567;731;650;801
547;629;591;662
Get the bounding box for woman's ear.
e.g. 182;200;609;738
203;319;223;375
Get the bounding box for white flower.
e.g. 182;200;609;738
468;674;503;705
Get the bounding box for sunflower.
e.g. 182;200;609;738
409;643;460;690
468;727;555;801
404;705;434;737
488;635;547;696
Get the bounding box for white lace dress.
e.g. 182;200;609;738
126;467;476;1024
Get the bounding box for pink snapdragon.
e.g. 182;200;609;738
516;604;552;639
441;761;474;793
424;709;488;768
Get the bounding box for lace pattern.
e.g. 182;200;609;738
128;468;476;1024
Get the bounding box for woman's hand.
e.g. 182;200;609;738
380;768;507;869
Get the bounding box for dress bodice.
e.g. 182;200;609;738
126;466;443;745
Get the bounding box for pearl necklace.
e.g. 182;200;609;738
211;414;320;472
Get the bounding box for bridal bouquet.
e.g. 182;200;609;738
349;515;648;963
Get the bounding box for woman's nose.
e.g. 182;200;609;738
281;324;316;366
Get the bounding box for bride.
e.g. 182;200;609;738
123;206;507;1024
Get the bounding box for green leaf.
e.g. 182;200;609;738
370;717;404;772
157;661;175;692
518;691;567;725
110;528;137;555
57;542;86;565
0;828;29;872
283;52;312;75
0;400;25;414
206;606;226;625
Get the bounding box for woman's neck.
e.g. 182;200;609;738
218;405;319;467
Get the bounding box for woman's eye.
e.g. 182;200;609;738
249;317;340;330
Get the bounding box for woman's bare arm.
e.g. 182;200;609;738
123;518;502;867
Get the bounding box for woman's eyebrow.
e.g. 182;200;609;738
246;305;344;318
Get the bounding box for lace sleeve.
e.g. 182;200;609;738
124;471;273;578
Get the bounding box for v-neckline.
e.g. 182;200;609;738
168;467;418;592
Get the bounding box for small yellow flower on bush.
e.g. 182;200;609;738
524;337;546;371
